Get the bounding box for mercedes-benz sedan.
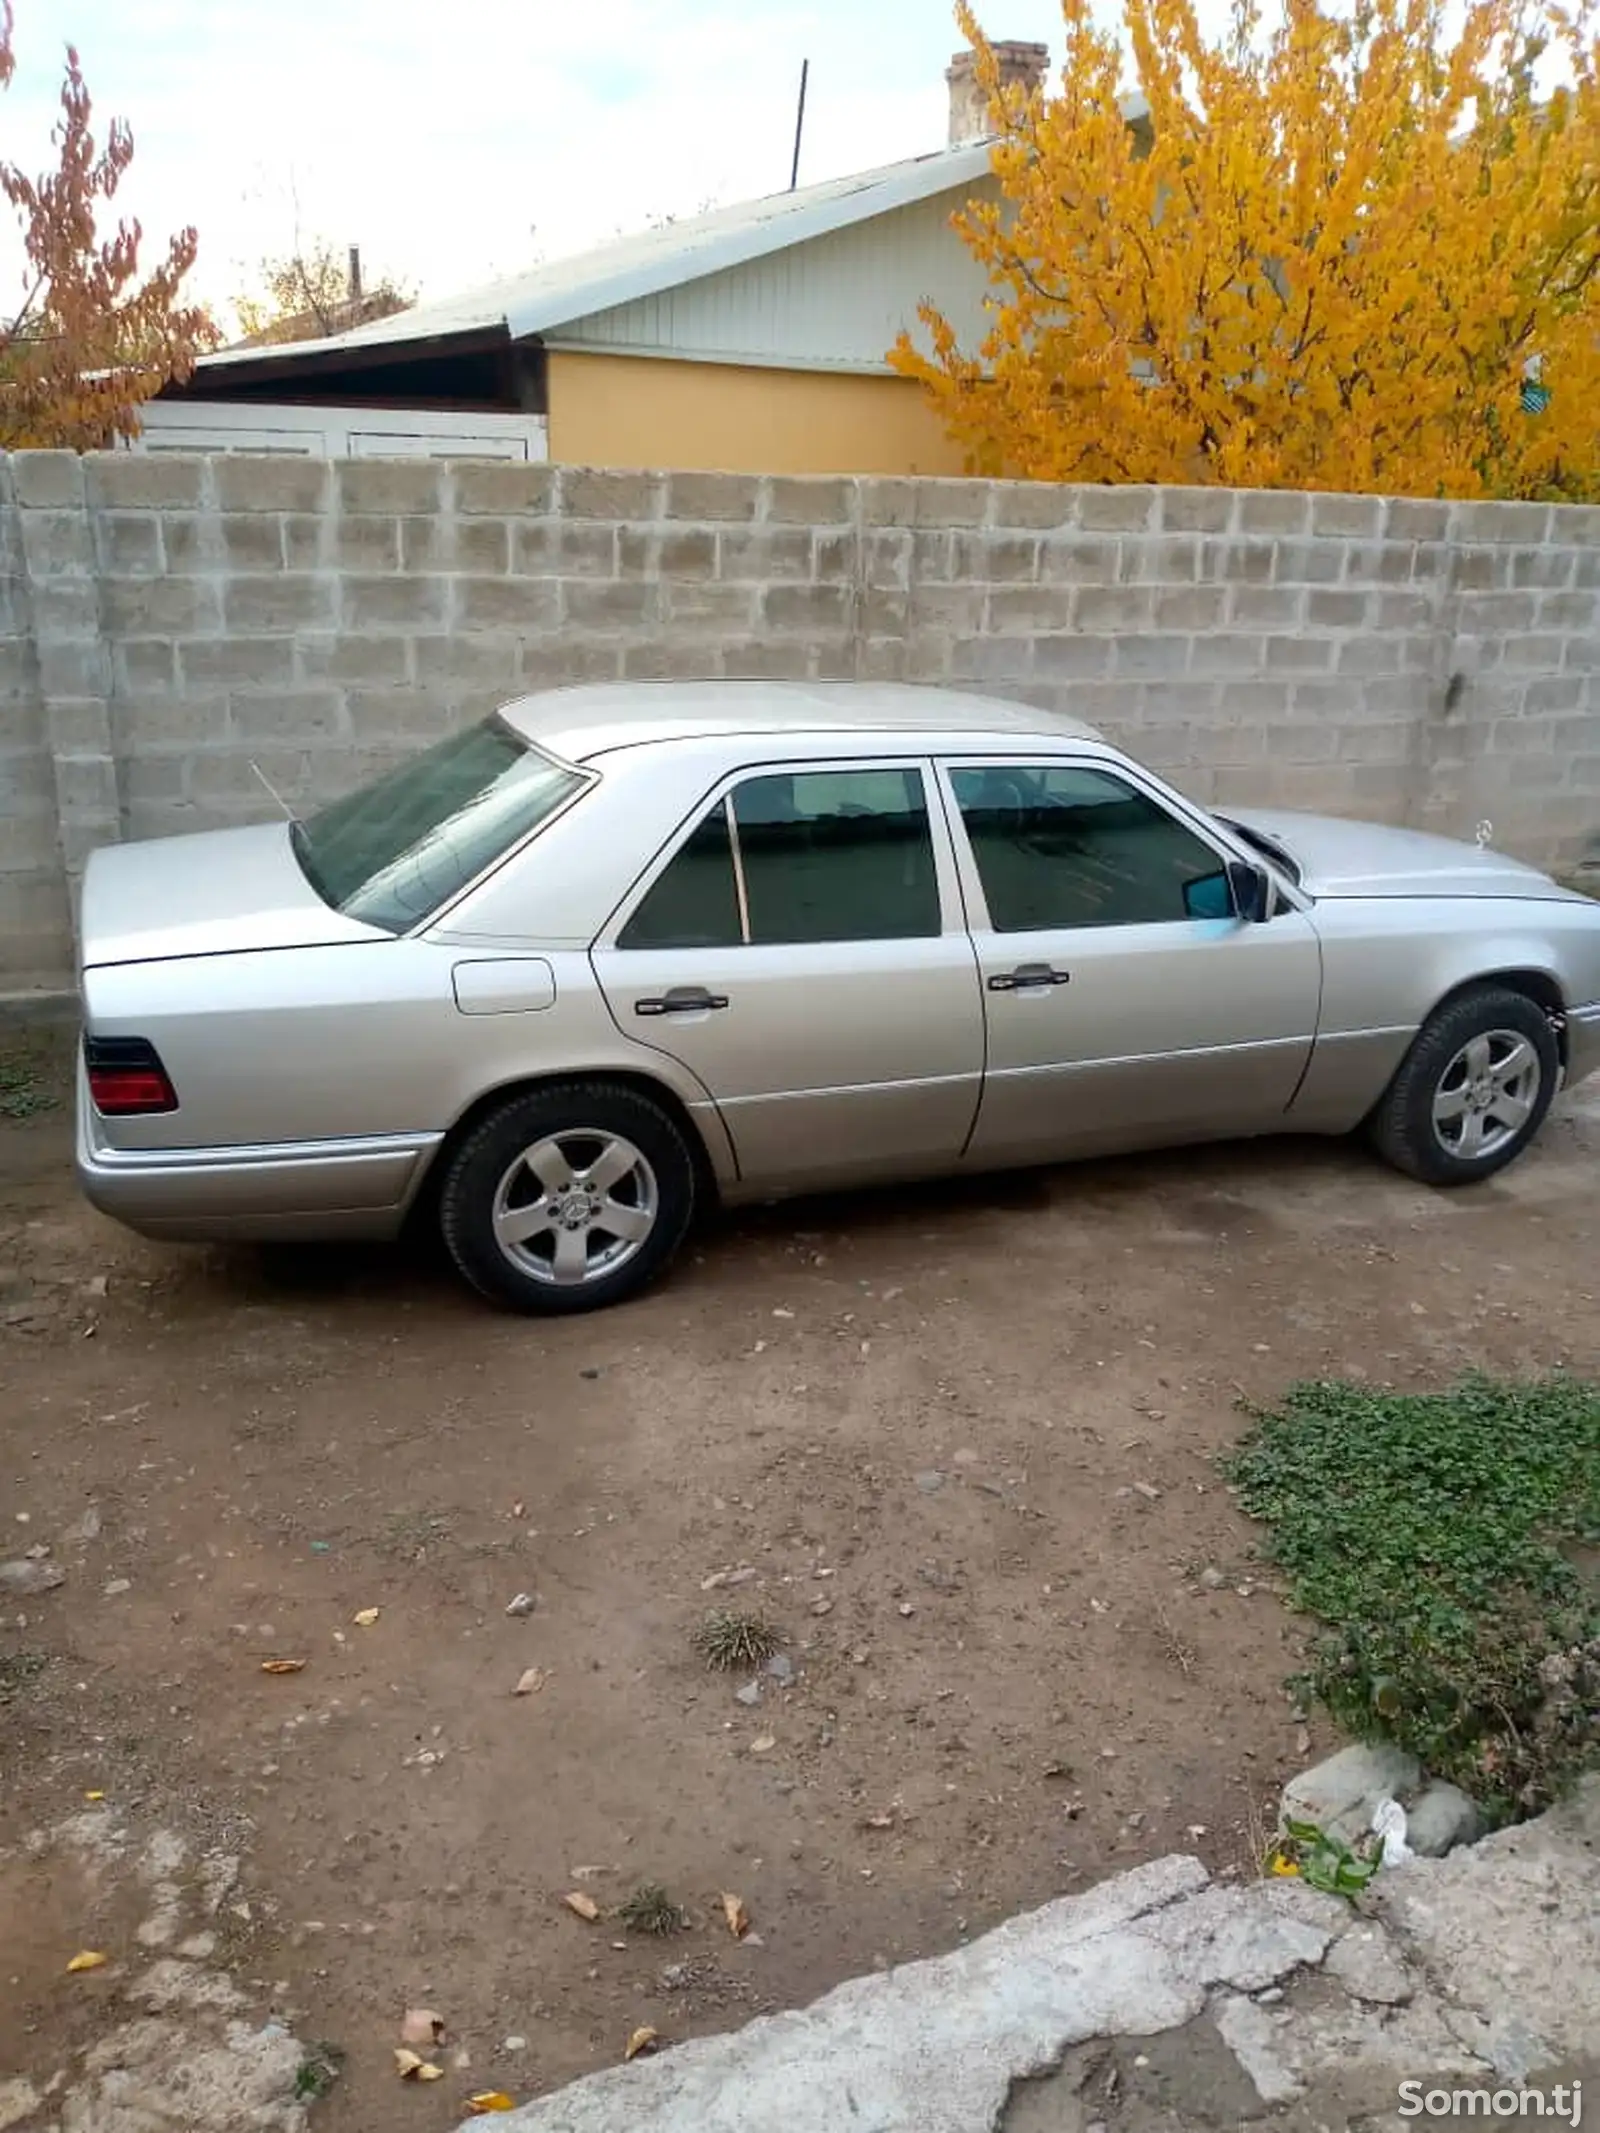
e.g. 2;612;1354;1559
76;681;1600;1312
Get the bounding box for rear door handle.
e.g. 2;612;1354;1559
988;964;1071;992
635;986;730;1017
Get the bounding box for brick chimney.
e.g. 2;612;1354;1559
946;40;1048;147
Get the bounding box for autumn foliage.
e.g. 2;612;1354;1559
234;240;410;348
0;1;216;449
894;0;1600;498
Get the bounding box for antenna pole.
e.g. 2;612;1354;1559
789;59;809;189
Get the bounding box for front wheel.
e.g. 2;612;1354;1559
439;1082;697;1313
1368;986;1558;1186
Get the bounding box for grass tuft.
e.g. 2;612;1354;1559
1223;1374;1599;1823
691;1608;780;1672
618;1882;687;1936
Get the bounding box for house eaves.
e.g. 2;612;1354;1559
184;140;998;386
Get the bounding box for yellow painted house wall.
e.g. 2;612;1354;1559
546;350;967;478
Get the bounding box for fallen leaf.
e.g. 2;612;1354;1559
393;2049;444;2081
353;1607;381;1627
720;1892;749;1940
260;1658;306;1676
749;1734;776;1755
504;1592;537;1617
84;1791;105;1802
624;2026;659;2062
66;1951;108;1974
514;1667;550;1698
467;2095;516;2115
400;2009;446;2048
863;1812;896;1830
562;1890;600;1922
511;1501;526;1519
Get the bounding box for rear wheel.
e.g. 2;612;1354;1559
439;1082;697;1313
1369;986;1558;1186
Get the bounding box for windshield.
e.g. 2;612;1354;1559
292;717;586;932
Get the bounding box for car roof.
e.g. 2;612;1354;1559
496;680;1105;765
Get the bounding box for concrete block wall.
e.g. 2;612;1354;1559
2;450;1597;988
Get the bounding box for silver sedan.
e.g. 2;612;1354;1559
76;682;1600;1313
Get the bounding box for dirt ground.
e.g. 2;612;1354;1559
2;1026;1597;2131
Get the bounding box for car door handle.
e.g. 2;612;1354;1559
988;964;1071;992
635;987;730;1017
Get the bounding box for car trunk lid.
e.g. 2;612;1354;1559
80;823;389;970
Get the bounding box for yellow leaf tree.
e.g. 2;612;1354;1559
0;2;218;449
892;0;1600;498
234;241;411;347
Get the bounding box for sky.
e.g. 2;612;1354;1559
2;0;1078;327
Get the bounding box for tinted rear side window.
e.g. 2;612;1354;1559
293;718;585;932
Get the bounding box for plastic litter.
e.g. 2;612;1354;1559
1371;1796;1413;1867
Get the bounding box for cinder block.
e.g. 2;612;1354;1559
562;579;661;630
720;639;813;680
1032;634;1112;680
622;641;724;680
111;640;176;699
451;462;556;515
1450;500;1551;546
563;468;666;522
1073;585;1154;631
985;587;1072;633
857;479;919;528
1266;636;1335;672
343;573;449;631
1119;537;1201;585
115;692;230;750
518;522;617;576
220;515;286;572
1450;547;1507;591
335;461;440;516
1510;548;1575;590
1271;541;1345;585
1152;586;1227;630
717;527;817;583
1230;585;1305;629
1113;635;1188;679
617;527;716;580
860;590;907;637
1038;537;1119;586
1549;506;1600;547
20;509;95;578
412;633;523;687
1203;540;1274;585
223;575;337;633
1157;488;1236;534
1309;493;1383;539
953;533;1038;585
12;450;85;508
1535;589;1599;631
402;516;510;574
1383;498;1450;542
163;515;222;573
910;480;992;528
36;639;109;701
229;688;346;741
1238;490;1311;535
767;476;855;525
1306;589;1370;629
345;689;452;740
1374;591;1434;631
914;587;985;634
952;636;1033;685
453;577;561;631
95;514;163;577
663;582;759;629
761;583;853;632
1454;590;1538;632
178;637;295;691
30;579;99;640
214;457;329;514
989;482;1078;531
1522;676;1584;712
1075;486;1155;533
1187;634;1267;678
87;454;208;510
663;472;759;523
814;531;858;583
1334;636;1407;676
322;516;399;572
519;641;622;689
297;636;412;686
104;577;223;637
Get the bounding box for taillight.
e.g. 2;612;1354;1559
84;1036;178;1116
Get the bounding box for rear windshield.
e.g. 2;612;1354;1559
292;717;586;932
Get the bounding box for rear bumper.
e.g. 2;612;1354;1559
76;1072;441;1243
1565;1003;1600;1091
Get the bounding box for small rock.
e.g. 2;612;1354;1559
579;1367;601;1380
0;1558;65;1596
24;1542;49;1561
951;1449;979;1467
765;1653;795;1685
84;1274;109;1299
502;2035;528;2053
64;1506;101;1545
809;1597;833;1617
914;1471;946;1494
897;1602;915;1617
1404;1781;1482;1858
504;1592;537;1617
1281;1743;1421;1851
1254;1986;1284;2005
1327;1926;1413;2005
735;1681;763;1707
1132;1482;1162;1502
103;1578;132;1598
1199;1567;1226;1590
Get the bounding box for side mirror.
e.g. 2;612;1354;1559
1226;859;1273;923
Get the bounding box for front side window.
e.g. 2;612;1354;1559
950;763;1228;932
618;766;940;949
293;717;585;933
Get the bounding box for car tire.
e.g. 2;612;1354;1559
1368;985;1559;1186
439;1081;697;1313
